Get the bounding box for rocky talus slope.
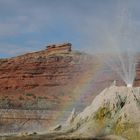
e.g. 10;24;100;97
52;85;140;140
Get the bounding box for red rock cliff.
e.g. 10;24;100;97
0;43;139;110
0;43;92;90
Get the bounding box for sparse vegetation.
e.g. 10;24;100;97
26;93;34;96
36;98;53;109
94;106;111;122
0;98;12;109
19;95;24;100
38;96;46;99
59;92;65;96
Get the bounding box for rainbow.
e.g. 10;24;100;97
52;60;104;126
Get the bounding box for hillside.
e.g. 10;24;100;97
0;43;139;110
3;85;140;140
0;43;102;110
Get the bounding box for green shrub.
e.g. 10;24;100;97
26;93;33;96
94;106;111;121
0;98;11;108
19;96;24;100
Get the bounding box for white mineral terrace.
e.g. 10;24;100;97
127;84;133;87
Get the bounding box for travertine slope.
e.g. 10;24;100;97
54;85;140;140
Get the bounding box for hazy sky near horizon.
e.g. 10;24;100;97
0;0;140;58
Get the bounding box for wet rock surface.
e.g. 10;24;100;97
50;85;140;140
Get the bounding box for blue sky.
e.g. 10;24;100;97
0;0;140;58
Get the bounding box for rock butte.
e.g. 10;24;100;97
0;43;140;110
0;43;102;110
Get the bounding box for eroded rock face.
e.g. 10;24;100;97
0;45;102;109
0;51;91;90
0;44;139;110
134;60;140;86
